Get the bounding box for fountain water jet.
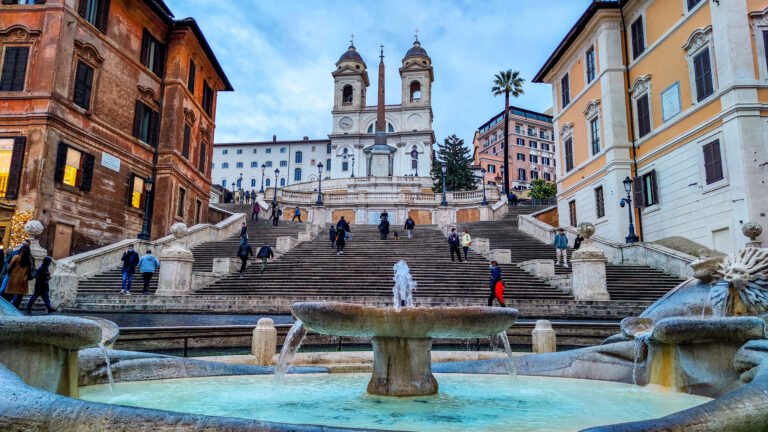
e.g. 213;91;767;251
392;260;415;309
273;320;307;385
97;343;114;392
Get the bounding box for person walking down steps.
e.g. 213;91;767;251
138;249;160;295
488;260;506;307
460;228;472;262
292;206;302;223
237;239;254;277
256;242;274;275
252;201;261;222
554;228;569;268
448;228;462;262
25;256;55;314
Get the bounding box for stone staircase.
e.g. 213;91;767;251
462;207;684;302
76;210;305;295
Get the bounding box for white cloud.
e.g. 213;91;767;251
166;0;590;146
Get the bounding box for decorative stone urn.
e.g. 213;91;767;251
570;222;610;301
742;222;763;248
24;220;47;262
156;223;194;296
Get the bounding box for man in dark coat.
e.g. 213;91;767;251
404;217;416;239
378;218;390;240
256;242;275;274
120;245;140;295
448;228;462;262
237;240;254;277
488;260;505;307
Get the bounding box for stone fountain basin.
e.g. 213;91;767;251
291;302;518;338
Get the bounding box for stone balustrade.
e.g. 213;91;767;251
265;188;501;207
518;209;695;279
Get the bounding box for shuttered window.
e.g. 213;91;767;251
0;46;29;91
198;142;207;173
177;188;186;217
636;93;651;138
585;46;596;83
693;48;714;102
77;0;110;33
560;73;570;107
140;29;165;77
187;60;196;94
630;17;645;59
202;81;214;117
569;200;577;227
595;186;605;219
640;170;658;207
564;137;574;172
703;140;724;184
0;137;26;199
132;101;160;147
590;117;600;155
54;142;95;191
182;124;191;159
73;61;94;110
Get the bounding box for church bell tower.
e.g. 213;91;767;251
332;39;369;111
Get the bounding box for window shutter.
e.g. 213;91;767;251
150;110;161;147
80;153;95;192
633;176;645;208
77;0;87;17
54;142;68;183
649;170;659;205
132;101;143;139
763;32;768;73
11;47;28;91
0;47;18;91
96;0;110;33
154;41;166;77
83;64;94;108
182;124;191;158
187;61;196;93
5;136;26;199
199;142;207;173
128;174;136;206
140;30;150;67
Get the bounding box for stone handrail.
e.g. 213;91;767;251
59;212;246;279
281;176;433;193
266;189;500;207
517;211;695;278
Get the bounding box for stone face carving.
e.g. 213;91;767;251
629;75;652;97
560;122;574;139
582;100;601;119
682;25;713;53
710;247;768;316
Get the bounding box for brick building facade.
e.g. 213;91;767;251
0;0;231;258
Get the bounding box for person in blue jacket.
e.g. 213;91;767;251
138;250;161;295
488;260;505;307
554;228;569;268
120;245;140;295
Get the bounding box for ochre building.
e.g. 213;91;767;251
0;0;231;258
534;0;767;253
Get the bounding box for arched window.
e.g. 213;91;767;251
294;168;302;181
388;122;395;133
342;85;353;104
251;179;256;187
367;123;374;133
221;179;227;187
236;178;242;188
280;178;286;186
367;121;396;133
410;81;422;102
265;178;271;187
295;151;303;164
326;158;331;171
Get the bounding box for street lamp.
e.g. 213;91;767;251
440;161;448;207
316;162;324;205
619;176;640;243
350;156;355;178
137;176;154;240
480;168;488;206
272;168;280;206
259;163;266;193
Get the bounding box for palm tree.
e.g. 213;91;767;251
492;70;525;200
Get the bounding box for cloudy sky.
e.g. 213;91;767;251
165;0;591;146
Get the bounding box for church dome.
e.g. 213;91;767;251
403;40;430;61
338;44;365;65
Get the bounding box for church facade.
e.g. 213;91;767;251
328;40;436;179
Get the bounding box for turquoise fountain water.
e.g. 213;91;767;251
80;373;709;432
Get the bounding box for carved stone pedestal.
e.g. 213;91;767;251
156;223;194;296
251;318;277;366
570;223;610;301
368;336;438;397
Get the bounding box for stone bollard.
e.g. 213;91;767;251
252;318;277;366
156;223;194;296
275;236;295;254
570;223;610;301
488;249;511;264
531;320;557;353
212;258;238;276
472;238;490;256
49;260;79;309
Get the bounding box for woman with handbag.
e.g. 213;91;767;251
7;245;34;308
460;229;472;262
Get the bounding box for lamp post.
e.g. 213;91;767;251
137;176;154;240
350;156;355;178
619;176;640;243
480;168;488;206
272;168;280;206
316;162;324;205
259;163;266;193
440;161;448;207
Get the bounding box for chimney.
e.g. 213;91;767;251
303;136;309;141
272;134;277;142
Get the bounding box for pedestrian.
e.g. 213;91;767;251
378;217;390;240
510;194;518;206
335;229;346;255
574;234;584;250
404;216;415;239
393;231;400;240
234;189;241;205
244;190;251;205
336;216;349;233
554;228;569;267
240;221;248;242
460;228;472;261
292;206;302;223
448;228;462;262
256;242;274;274
0;240;30;300
488;260;506;307
119;244;139;295
271;206;282;226
138;249;160;295
329;225;337;249
7;245;33;308
25;256;55;314
381;210;389;221
237;238;254;277
252;202;261;222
